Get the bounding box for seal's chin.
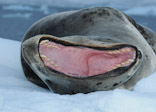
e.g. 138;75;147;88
39;38;137;78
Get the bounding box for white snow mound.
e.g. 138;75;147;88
0;38;156;112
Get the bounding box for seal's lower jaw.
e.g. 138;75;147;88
39;38;137;78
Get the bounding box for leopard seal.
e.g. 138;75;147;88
21;7;156;94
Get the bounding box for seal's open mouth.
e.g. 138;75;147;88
39;38;137;78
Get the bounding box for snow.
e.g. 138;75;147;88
1;0;156;111
0;37;156;112
124;6;156;16
134;74;156;93
0;38;21;70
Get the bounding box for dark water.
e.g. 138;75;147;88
0;4;156;41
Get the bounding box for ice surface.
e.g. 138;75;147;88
0;37;156;112
124;6;156;16
1;0;156;111
134;74;156;93
2;4;50;15
2;4;156;18
0;38;21;71
2;5;34;11
1;0;156;9
2;13;32;19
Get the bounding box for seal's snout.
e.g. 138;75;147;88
22;35;41;65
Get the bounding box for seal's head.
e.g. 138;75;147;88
21;7;156;94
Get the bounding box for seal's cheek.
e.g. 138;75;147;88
39;40;136;77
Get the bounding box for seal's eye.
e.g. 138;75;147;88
39;39;137;78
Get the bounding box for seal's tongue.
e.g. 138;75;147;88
39;40;136;77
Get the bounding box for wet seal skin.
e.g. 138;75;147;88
21;7;156;94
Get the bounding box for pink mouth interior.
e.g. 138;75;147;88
39;40;136;77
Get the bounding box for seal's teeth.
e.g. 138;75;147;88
54;64;58;67
54;46;59;48
46;58;50;61
46;45;52;47
121;48;131;53
112;66;117;70
43;43;48;46
128;59;134;62
40;54;50;61
43;43;59;49
133;54;136;60
57;67;62;70
40;40;49;45
40;55;47;58
121;62;126;66
108;51;113;54
111;58;134;71
109;51;119;54
113;51;118;54
125;60;130;64
112;51;117;54
108;48;132;54
41;55;60;69
116;64;121;67
121;49;126;52
126;48;131;52
116;51;121;53
49;61;54;64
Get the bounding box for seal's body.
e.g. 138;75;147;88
21;7;156;94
